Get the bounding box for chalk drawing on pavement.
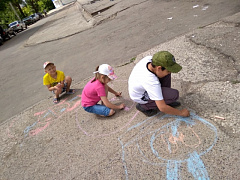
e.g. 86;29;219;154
75;78;137;137
7;81;134;141
7;94;82;141
118;111;218;180
75;95;137;138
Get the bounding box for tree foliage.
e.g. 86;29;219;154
0;0;11;11
0;0;54;24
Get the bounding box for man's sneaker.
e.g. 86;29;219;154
136;104;158;117
168;101;181;108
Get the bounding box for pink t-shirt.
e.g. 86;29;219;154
81;78;106;107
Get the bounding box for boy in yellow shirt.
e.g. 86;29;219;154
43;62;74;104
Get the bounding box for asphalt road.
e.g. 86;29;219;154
0;0;240;124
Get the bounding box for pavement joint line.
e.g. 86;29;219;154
76;1;93;22
188;35;238;65
94;0;149;26
24;2;96;47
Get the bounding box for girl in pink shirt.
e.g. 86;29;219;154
81;64;125;117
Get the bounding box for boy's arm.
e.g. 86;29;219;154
58;80;64;88
106;85;122;97
46;84;55;91
46;80;64;91
155;100;190;117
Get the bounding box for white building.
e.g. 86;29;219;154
52;0;76;8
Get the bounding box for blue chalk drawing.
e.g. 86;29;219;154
24;121;38;137
118;111;217;180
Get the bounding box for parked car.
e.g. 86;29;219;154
1;24;17;37
36;12;44;19
22;16;34;26
30;13;40;22
0;25;12;41
9;21;27;33
0;35;3;45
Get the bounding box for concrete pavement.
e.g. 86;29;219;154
25;0;150;46
1;0;240;179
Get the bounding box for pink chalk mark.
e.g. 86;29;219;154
110;96;135;112
7;128;15;138
34;110;46;116
110;97;117;101
7;118;19;138
56;98;67;106
7;95;82;140
161;126;201;154
67;100;81;112
29;122;50;136
45;117;52;122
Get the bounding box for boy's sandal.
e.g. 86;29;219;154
53;98;60;104
66;89;75;95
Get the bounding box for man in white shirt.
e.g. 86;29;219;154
128;51;190;117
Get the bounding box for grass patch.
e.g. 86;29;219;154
232;80;240;84
117;57;136;67
130;57;136;62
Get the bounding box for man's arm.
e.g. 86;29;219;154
155;100;190;117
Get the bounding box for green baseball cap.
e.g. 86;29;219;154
152;51;182;73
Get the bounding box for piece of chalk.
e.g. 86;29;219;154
214;116;225;120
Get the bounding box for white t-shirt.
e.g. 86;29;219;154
128;56;163;104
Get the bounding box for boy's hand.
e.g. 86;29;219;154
56;83;62;88
180;109;190;117
115;92;122;97
118;103;125;110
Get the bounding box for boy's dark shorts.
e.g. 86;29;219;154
52;82;67;94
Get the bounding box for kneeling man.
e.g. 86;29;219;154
128;51;190;117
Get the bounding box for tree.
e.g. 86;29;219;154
0;0;54;24
25;0;40;13
0;4;15;24
11;0;26;18
38;0;55;12
0;0;11;11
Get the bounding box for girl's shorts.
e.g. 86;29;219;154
83;104;111;116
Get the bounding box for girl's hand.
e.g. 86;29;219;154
118;103;125;110
115;92;122;97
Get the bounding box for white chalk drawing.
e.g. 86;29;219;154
118;111;218;180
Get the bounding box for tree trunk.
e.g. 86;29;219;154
15;3;25;18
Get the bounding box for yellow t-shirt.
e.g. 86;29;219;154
43;70;65;87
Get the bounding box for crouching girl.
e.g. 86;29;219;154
81;64;125;117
